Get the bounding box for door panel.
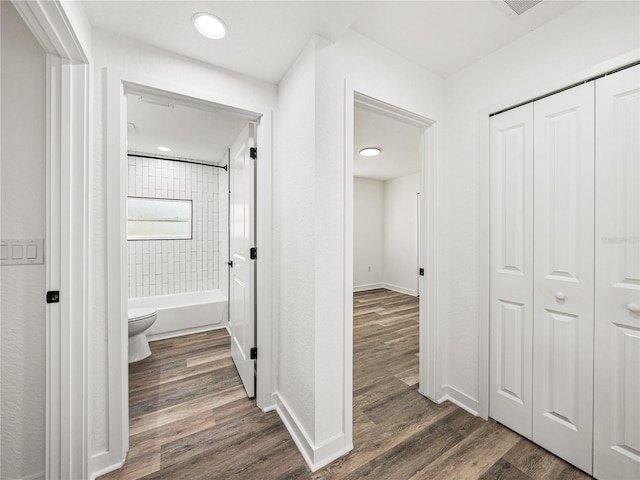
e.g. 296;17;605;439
594;64;640;480
532;82;594;474
490;104;534;438
229;123;256;398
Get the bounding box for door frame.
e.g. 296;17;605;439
345;87;444;425
104;70;275;472
478;49;640;420
10;1;92;478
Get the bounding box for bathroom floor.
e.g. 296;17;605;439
100;290;590;480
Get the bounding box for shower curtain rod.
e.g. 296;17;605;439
127;152;228;170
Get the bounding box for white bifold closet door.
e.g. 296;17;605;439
490;66;639;479
489;104;534;439
532;82;595;474
593;65;640;480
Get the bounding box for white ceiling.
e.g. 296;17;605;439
84;1;367;84
350;1;581;78
354;106;421;181
127;94;248;163
83;1;583;83
100;1;583;166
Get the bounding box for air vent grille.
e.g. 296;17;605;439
503;0;542;15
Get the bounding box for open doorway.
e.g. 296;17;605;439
103;82;262;475
342;92;441;470
352;100;423;396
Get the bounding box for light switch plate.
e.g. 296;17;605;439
0;239;44;265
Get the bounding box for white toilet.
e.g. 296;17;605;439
128;308;158;363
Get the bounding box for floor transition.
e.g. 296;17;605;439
100;289;591;480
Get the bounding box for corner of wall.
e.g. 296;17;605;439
438;385;479;417
273;394;352;473
90;452;124;480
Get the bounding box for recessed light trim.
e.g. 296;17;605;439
192;13;227;40
359;147;382;157
157;146;172;152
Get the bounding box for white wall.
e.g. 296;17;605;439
353;177;383;290
127;156;221;298
442;1;640;411
275;28;444;468
383;173;419;296
353;174;419;295
0;2;46;479
275;37;318;449
90;28;277;472
313;31;444;457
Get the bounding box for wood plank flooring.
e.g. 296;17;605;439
100;289;591;480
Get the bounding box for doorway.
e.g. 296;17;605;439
347;91;441;439
123;84;259;386
105;77;266;466
344;90;445;464
351;97;423;395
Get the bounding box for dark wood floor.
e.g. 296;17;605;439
101;289;591;480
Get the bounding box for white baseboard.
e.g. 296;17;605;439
147;323;226;342
438;385;479;416
90;451;124;480
18;471;44;480
382;283;418;297
353;283;418;297
274;393;352;472
353;283;384;292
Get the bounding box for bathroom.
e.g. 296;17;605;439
125;89;245;363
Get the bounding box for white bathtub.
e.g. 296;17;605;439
128;290;228;341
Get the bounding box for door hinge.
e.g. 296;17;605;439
419;268;424;276
250;347;257;360
250;147;257;160
46;291;60;303
250;247;257;260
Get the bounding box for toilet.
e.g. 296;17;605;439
128;308;157;363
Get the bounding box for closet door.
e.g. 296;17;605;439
532;82;594;473
489;104;534;438
594;65;640;480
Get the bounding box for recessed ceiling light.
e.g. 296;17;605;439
157;146;172;152
359;147;381;157
192;13;227;40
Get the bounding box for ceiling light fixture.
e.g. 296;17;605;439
192;13;227;40
359;147;382;157
157;146;172;152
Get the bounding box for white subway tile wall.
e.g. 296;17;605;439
127;155;223;298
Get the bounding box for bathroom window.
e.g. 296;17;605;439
127;197;192;240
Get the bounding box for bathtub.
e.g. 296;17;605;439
128;290;228;341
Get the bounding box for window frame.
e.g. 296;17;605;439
126;196;193;241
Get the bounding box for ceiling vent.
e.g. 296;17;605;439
503;0;543;15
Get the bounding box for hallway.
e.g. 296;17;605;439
101;290;590;479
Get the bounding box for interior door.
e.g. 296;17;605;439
532;82;594;473
593;65;640;480
229;123;256;398
489;104;534;439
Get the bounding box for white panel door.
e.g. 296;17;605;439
594;65;640;480
489;104;534;439
229;123;256;398
532;83;595;473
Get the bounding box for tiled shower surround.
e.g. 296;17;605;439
127;154;227;298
